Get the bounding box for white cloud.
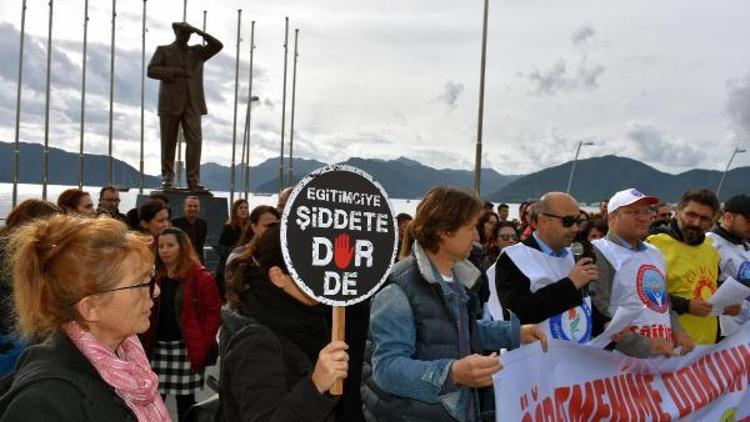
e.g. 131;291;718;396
1;0;750;177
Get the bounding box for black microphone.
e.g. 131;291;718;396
571;241;595;296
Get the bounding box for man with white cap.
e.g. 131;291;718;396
590;188;694;357
707;194;750;337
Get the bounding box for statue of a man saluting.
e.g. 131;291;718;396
148;22;223;191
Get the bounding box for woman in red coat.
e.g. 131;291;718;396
142;226;221;420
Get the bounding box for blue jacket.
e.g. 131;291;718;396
362;241;520;421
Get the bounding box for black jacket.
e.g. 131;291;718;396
172;216;208;262
218;275;338;422
0;334;136;421
495;236;583;324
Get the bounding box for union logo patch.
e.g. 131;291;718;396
636;264;668;313
549;301;592;343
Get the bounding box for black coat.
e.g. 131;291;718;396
494;235;584;324
218;276;338;422
0;334;136;421
172;216;208;262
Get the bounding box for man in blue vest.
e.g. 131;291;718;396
361;186;546;422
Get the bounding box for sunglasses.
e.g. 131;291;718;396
542;212;586;228
498;234;518;241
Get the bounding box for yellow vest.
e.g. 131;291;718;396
647;233;720;344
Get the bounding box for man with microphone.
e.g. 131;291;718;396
495;192;596;343
590;188;694;357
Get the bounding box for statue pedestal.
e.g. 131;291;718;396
136;190;229;270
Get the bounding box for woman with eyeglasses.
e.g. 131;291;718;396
495;220;520;251
141;226;221;421
0;214;169;421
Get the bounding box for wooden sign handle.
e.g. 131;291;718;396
330;306;346;396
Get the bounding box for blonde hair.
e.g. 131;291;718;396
7;214;154;340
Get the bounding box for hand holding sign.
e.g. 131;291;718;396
281;165;398;395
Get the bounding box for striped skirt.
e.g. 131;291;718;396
151;339;204;395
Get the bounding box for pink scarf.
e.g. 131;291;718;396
64;322;170;421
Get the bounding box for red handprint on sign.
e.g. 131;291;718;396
334;233;354;270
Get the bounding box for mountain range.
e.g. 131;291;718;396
0;142;517;198
1;142;747;202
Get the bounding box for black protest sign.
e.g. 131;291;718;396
281;165;398;306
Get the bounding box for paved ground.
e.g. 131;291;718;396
164;360;220;421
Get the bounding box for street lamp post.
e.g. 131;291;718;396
566;141;594;195
717;145;747;198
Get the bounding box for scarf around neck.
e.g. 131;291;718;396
63;321;170;421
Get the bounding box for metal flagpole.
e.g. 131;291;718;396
288;29;299;186
12;0;28;207
279;17;289;192
78;0;89;189
202;10;206;44
42;0;54;200
473;0;489;196
242;21;256;199
107;0;117;186
229;9;242;204
139;0;147;193
175;0;187;187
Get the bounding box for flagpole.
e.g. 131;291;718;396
473;0;489;196
242;21;256;199
12;0;28;207
288;29;299;186
42;0;54;200
78;0;89;189
107;0;117;186
139;0;147;193
278;17;289;192
229;9;242;204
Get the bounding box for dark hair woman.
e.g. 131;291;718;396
219;223;349;421
214;199;250;301
57;188;95;216
141;226;221;421
138;200;171;241
0;215;168;421
224;205;281;283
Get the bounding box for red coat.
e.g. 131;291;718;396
142;263;222;370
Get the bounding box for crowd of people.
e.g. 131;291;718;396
0;183;748;421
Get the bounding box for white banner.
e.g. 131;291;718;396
495;324;750;421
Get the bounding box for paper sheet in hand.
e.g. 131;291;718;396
588;304;646;348
708;276;750;315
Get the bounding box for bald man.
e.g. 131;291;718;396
495;192;598;343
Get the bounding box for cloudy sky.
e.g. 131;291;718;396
1;0;749;178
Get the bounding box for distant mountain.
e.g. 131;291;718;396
0;142;519;198
0;142;161;187
256;156;519;198
487;155;750;203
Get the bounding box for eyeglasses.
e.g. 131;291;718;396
541;212;586;228
683;211;713;225
657;213;672;219
70;268;156;306
498;234;518;241
100;277;157;297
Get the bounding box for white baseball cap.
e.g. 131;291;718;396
607;188;659;214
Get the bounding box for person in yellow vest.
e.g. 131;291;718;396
647;188;740;344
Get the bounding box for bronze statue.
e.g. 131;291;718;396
148;22;223;192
